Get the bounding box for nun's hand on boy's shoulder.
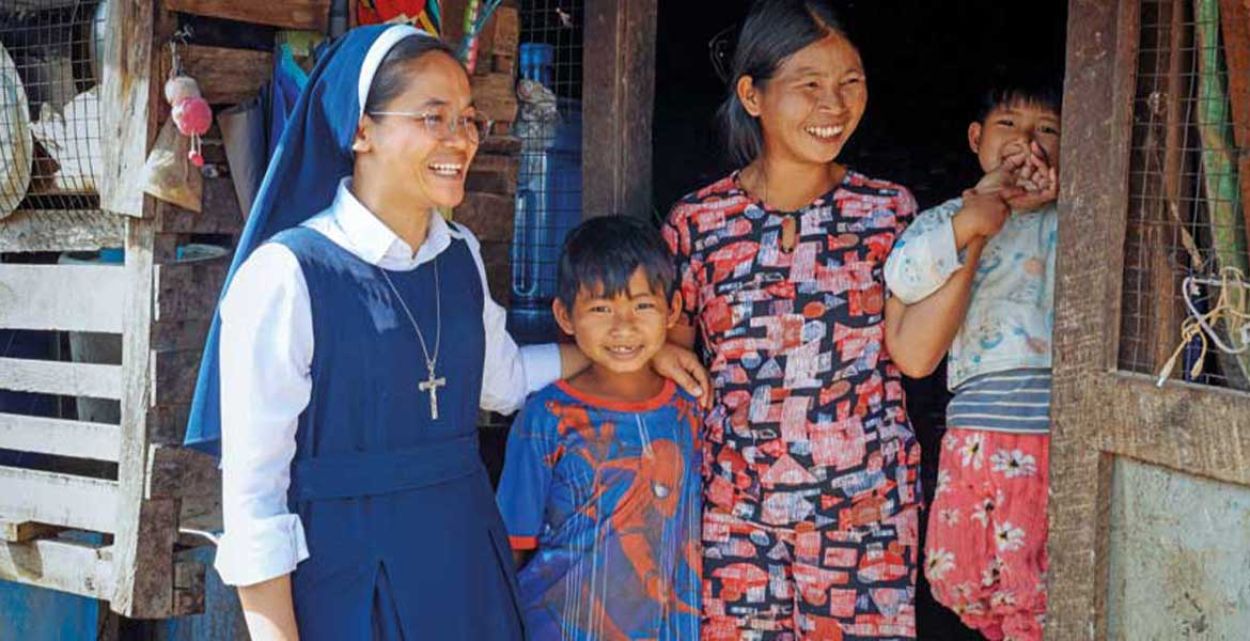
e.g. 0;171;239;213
652;343;712;409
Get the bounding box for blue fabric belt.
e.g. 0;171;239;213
291;434;483;501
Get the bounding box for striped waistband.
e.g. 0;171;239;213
947;368;1052;434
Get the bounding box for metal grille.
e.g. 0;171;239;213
1119;0;1250;389
508;0;582;344
0;0;103;216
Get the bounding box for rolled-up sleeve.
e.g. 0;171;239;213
458;225;562;414
214;244;313;587
883;198;964;305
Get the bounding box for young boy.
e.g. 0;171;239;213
496;215;702;641
883;78;1061;641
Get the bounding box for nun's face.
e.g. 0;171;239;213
357;51;478;212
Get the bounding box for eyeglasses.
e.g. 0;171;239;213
367;110;494;142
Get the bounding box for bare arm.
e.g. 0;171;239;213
885;238;987;378
238;575;300;641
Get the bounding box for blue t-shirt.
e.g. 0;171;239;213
497;379;702;641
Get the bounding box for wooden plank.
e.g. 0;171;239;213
0;264;126;333
155;258;230;323
1048;0;1140;639
151;349;206;406
0;519;62;543
1220;0;1250;237
583;0;657;220
98;0;157;217
465;153;519;196
0;466;119;533
0;210;126;253
1091;374;1250;485
471;73;519;125
0;413;120;462
162;0;329;31
0;358;123;400
113;212;181;618
455;191;515;244
158;46;274;107
0;539;115;600
146;445;220;499
155;177;244;234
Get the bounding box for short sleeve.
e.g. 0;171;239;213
662;202;702;326
495;399;559;550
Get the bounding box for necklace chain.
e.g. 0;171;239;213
378;259;441;374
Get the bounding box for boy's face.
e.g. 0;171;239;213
968;101;1061;174
553;268;681;376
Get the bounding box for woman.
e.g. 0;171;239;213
184;25;708;640
663;2;921;639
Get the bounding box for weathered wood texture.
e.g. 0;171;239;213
0;467;119;533
98;0;157;217
1048;0;1137;638
0;413;120;462
1220;0;1250;235
155;177;244;235
0;519;61;543
0;539;115;600
0;210;126;253
154;258;230;323
0;358;123;400
582;0;657;220
0;264;126;333
146;445;221;499
158;46;274;107
162;0;329;31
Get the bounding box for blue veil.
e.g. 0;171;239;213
184;25;428;455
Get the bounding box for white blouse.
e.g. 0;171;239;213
214;179;560;586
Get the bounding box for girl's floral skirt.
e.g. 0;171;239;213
924;428;1049;641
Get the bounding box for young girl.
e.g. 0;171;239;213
183;26;708;641
663;2;921;639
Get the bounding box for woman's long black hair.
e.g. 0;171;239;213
717;1;849;167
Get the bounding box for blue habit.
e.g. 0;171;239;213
186;24;408;456
273;227;524;640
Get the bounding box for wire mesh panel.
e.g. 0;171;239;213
508;0;582;344
1119;0;1250;390
0;0;103;217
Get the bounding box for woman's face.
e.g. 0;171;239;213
739;32;867;167
356;50;479;211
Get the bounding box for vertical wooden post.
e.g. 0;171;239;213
1048;0;1137;638
582;0;657;220
101;0;180;618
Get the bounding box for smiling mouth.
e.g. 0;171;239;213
605;345;644;359
805;124;846;141
428;162;465;178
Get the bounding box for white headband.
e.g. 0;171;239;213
357;25;435;119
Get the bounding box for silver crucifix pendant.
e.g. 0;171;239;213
418;366;447;420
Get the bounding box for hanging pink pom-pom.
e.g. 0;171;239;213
188;149;205;167
172;96;212;136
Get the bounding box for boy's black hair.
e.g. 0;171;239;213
975;71;1064;123
717;0;849;167
556;216;677;310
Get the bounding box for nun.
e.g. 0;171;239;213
183;25;707;640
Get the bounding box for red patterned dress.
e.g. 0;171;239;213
663;171;922;641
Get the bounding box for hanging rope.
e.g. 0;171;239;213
1156;267;1250;386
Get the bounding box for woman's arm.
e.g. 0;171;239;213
885;238;986;378
238;576;300;641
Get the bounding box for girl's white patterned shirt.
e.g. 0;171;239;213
884;197;1057;390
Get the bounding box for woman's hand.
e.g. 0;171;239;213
652;341;712;408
